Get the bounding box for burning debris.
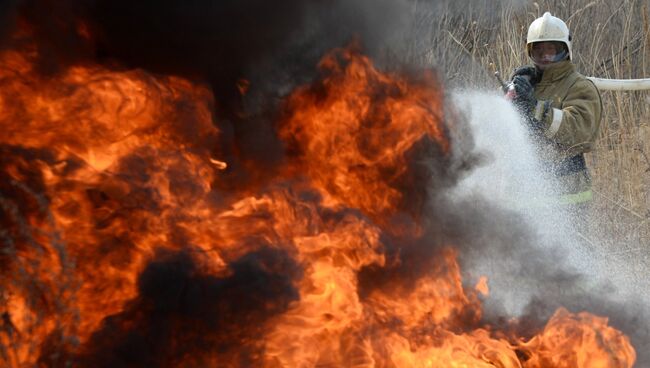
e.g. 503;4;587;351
0;1;643;367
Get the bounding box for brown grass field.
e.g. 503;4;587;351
405;0;650;249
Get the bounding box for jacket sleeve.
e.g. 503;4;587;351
541;79;602;155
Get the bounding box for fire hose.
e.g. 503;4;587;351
495;70;650;92
586;77;650;91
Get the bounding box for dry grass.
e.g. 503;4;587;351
404;0;650;248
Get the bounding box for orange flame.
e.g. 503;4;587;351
0;44;223;365
0;39;637;367
518;308;636;368
280;46;448;224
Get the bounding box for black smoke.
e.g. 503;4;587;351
2;0;408;156
3;0;650;365
72;248;301;367
0;0;414;192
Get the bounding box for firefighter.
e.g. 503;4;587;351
509;12;602;222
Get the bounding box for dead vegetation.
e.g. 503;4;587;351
405;0;650;249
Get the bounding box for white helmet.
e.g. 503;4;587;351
526;12;572;62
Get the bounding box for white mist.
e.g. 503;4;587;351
448;91;647;315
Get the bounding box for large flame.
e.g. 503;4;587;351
279;47;448;223
0;36;636;367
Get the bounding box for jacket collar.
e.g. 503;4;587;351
538;61;575;83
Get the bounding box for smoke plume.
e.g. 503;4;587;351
1;0;648;366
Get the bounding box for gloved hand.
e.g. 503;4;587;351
511;75;536;117
510;65;539;83
511;75;545;134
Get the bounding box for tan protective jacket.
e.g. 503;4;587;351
532;60;602;201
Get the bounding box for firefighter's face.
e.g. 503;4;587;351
530;41;568;69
